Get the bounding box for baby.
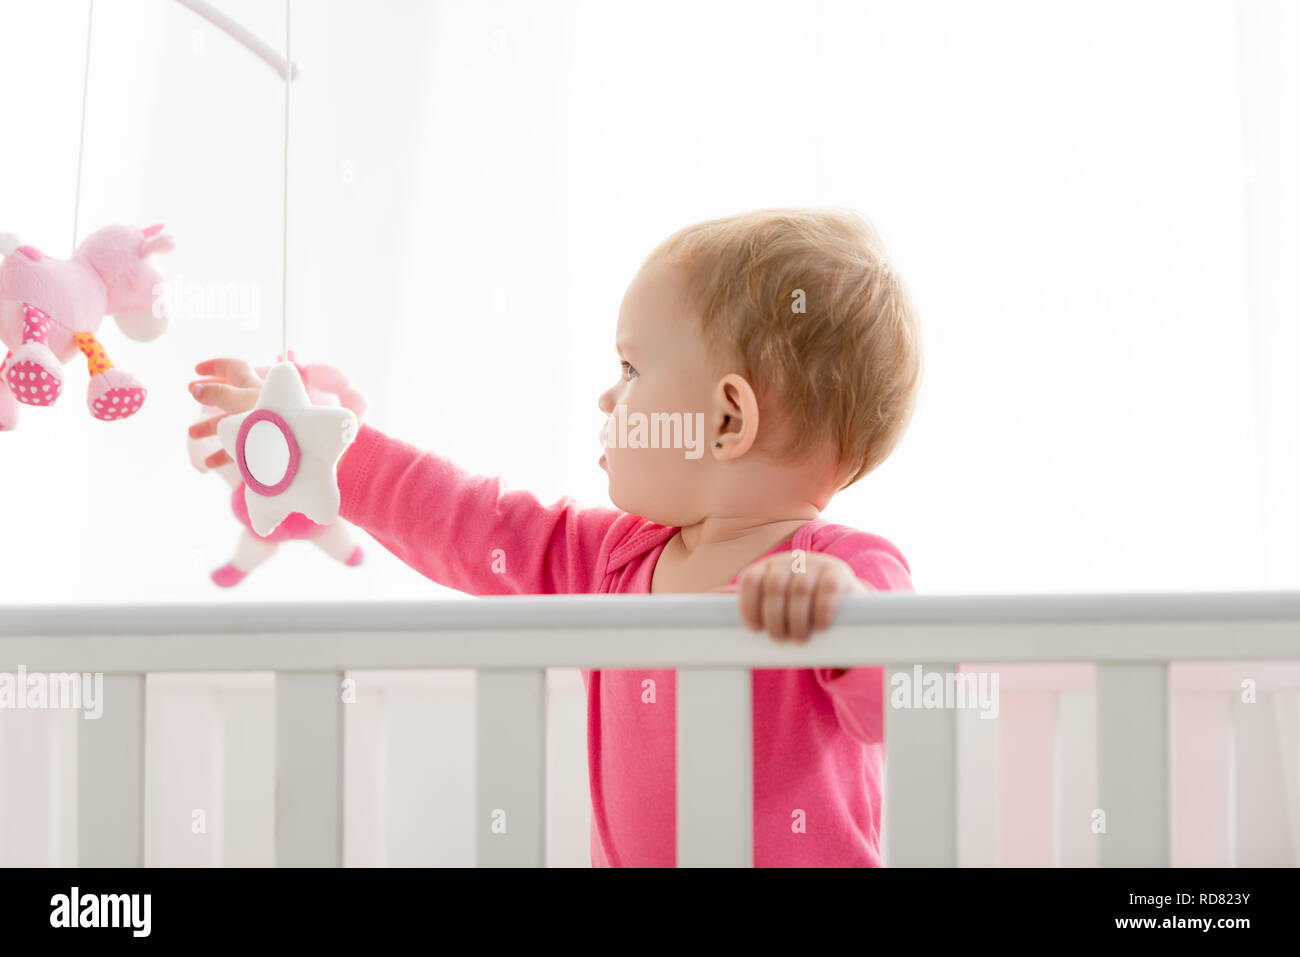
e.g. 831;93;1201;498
188;208;923;867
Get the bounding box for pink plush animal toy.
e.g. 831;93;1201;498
187;352;368;587
0;223;174;431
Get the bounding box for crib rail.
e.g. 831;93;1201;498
2;591;1299;867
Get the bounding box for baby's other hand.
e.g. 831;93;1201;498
187;357;264;469
726;551;870;643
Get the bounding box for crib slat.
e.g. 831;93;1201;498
677;667;752;867
1097;663;1169;865
475;669;545;866
883;664;958;866
78;673;145;866
276;672;343;866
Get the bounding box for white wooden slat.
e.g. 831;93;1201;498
676;667;751;867
343;683;386;867
883;664;958;866
956;697;999;866
475;669;545;866
275;672;343;866
1057;689;1099;867
1096;663;1169;866
546;668;591;868
1275;691;1300;866
78;673;145;867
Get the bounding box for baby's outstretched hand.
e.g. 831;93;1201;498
725;551;870;643
187;357;264;469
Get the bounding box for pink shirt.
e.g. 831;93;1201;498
337;424;915;867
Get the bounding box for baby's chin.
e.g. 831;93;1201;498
601;450;707;523
605;483;697;527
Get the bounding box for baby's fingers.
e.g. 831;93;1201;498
737;563;767;632
188;412;223;440
760;561;792;640
812;574;848;632
785;566;821;643
189;378;259;413
204;448;233;469
194;357;262;389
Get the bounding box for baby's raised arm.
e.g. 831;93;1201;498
337;423;626;594
188;357;625;596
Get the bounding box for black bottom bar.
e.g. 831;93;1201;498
0;865;1288;942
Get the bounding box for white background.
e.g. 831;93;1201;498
1;0;1297;603
0;0;1297;867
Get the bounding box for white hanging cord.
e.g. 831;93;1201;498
281;0;292;362
71;0;95;252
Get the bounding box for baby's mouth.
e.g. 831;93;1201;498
598;424;611;471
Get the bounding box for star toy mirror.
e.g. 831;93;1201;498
217;362;357;536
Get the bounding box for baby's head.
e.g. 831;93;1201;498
598;208;922;527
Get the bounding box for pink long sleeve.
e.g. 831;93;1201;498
807;527;916;747
336;423;630;596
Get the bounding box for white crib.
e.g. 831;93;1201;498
1;591;1298;867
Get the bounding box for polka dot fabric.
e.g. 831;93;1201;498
22;305;51;344
5;306;62;406
74;331;115;375
86;367;147;421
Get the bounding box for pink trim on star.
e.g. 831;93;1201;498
235;408;301;496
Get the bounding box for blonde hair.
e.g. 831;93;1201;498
647;208;923;488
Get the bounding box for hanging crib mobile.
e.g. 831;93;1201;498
0;0;302;434
0;226;174;430
207;0;359;540
0;0;175;432
189;352;367;586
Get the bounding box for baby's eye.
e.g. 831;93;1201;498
621;360;639;381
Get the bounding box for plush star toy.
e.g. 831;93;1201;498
216;361;358;536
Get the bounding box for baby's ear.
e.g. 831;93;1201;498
712;373;761;457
